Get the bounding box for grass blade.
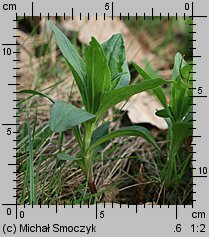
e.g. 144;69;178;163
26;105;37;205
20;89;55;103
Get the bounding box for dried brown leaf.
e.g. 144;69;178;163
119;92;168;130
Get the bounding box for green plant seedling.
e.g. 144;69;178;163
133;52;193;187
21;21;169;194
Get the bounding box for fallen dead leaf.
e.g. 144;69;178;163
118;92;168;130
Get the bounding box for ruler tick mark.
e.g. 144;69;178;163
111;2;114;20
2;123;19;126
95;201;98;219
56;201;58;213
190;175;208;178
72;8;74;20
32;1;34;20
2;43;20;46
176;204;178;219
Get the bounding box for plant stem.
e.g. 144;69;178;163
82;121;98;193
58;132;64;152
165;153;175;187
83;122;93;152
84;153;98;193
88;180;97;194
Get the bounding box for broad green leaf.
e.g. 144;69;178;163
102;34;126;78
20;90;55;103
171;123;192;154
91;122;110;145
85;37;111;113
91;122;110;153
117;61;130;88
155;109;169;118
172;52;187;80
57;153;80;161
48;21;87;99
102;34;130;88
50;101;95;133
133;63;167;108
96;77;170;119
111;72;127;89
111;64;130;89
88;126;159;152
112;72;127;81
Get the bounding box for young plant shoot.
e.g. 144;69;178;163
133;53;193;187
22;21;169;194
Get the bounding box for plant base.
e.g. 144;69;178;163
88;180;97;194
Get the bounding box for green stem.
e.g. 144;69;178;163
72;126;84;155
88;180;97;194
83;123;92;151
85;155;97;194
165;152;176;187
58;132;64;152
82;121;98;194
72;121;98;194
